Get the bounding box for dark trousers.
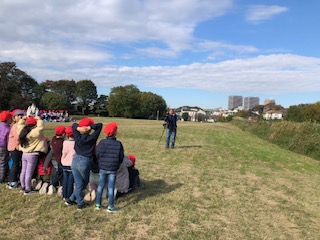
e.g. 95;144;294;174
0;147;8;182
52;162;63;187
62;166;74;199
8;150;22;182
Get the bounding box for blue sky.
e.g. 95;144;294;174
1;0;320;109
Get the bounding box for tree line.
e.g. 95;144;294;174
0;62;167;119
286;102;320;123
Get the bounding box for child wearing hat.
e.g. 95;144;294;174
17;116;48;195
36;138;53;193
127;155;143;192
61;126;76;201
49;126;66;193
0;111;13;183
7;109;25;188
95;122;124;212
66;118;102;210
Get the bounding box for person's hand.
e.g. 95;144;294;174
22;116;27;120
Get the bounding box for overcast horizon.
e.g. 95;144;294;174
1;0;319;109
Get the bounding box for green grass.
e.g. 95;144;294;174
1;118;320;239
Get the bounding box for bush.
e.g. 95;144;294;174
232;120;320;160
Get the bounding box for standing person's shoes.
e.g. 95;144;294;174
47;185;54;195
106;206;117;213
35;180;43;191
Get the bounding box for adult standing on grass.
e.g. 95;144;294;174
65;118;102;210
0;111;12;183
7;109;24;188
164;109;178;149
26;103;39;117
18;116;48;195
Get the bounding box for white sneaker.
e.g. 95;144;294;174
35;180;43;191
39;182;48;194
47;185;54;195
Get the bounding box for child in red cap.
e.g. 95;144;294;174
17;116;48;195
95;122;124;212
127;154;143;192
7;109;24;188
61;126;76;201
49;125;66;193
66;118;102;210
0;111;12;183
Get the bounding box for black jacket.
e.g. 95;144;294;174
164;114;178;130
96;136;124;172
72;123;102;158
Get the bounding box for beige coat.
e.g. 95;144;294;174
115;156;133;193
17;119;48;154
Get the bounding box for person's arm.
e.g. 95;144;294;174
72;123;81;141
17;118;26;135
88;123;103;141
119;143;124;165
28;118;44;138
43;148;53;171
123;156;133;167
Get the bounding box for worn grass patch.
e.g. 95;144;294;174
1;119;320;239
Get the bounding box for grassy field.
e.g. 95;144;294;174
1;118;320;239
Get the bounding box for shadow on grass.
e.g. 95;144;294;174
175;145;202;149
117;179;182;207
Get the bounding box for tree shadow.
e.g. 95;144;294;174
175;145;202;149
116;179;182;207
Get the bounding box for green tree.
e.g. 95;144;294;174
51;80;76;102
302;104;320;122
182;112;189;121
286;105;305;122
75;80;98;107
42;92;68;110
140;92;167;119
234;110;249;118
0;62;34;109
107;85;141;118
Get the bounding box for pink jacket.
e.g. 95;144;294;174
7;123;19;151
61;140;76;167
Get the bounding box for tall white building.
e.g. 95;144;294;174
244;97;260;110
228;96;243;110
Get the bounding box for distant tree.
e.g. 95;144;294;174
234;110;249;118
302;104;320;122
182;112;189;121
75;80;98;107
197;113;205;122
0;62;37;110
107;85;141;118
51;80;76;102
140;92;167;119
32;84;47;107
286;105;305;122
42;92;68;110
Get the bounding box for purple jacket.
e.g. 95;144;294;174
0;122;10;149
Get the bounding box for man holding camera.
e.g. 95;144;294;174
164;109;178;149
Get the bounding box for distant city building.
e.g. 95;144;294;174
244;97;260;110
228;95;243;110
264;98;276;105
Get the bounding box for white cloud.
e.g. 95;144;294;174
26;54;320;94
0;0;234;67
246;5;288;23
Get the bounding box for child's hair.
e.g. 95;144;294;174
19;124;36;147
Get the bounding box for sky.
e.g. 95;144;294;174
1;0;320;109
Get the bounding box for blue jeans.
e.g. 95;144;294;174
62;167;74;199
95;170;117;208
69;154;92;206
166;129;176;148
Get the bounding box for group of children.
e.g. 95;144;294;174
0;109;142;212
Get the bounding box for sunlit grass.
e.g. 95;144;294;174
1;118;320;239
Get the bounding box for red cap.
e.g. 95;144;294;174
0;111;12;122
128;155;136;166
104;122;118;136
65;126;73;137
78;118;94;127
26;116;37;125
55;126;66;135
